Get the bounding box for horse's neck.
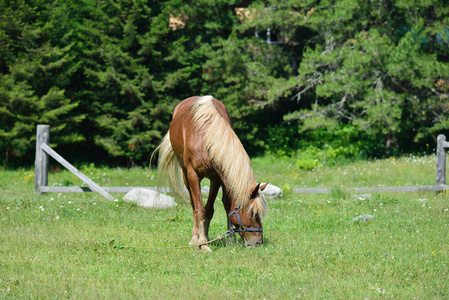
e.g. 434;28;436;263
219;168;256;206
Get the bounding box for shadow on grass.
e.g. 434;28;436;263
209;235;271;249
107;233;270;252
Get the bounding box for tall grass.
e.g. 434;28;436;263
1;155;448;298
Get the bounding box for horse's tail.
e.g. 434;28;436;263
152;132;188;201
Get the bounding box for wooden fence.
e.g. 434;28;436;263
294;134;449;194
34;125;449;199
34;125;161;200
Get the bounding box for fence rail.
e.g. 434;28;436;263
34;125;449;198
38;186;170;193
293;185;447;194
34;124;154;200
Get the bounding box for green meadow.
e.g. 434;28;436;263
1;155;448;298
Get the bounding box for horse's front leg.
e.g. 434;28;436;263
186;167;211;252
204;179;221;240
222;186;235;244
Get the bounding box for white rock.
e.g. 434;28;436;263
201;186;210;194
347;214;375;225
123;188;177;209
351;194;372;200
262;183;283;199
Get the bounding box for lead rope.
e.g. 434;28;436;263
123;230;232;251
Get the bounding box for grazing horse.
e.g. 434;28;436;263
154;95;268;251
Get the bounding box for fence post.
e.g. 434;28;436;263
436;134;447;186
35;125;50;194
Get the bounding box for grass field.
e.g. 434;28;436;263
1;154;448;298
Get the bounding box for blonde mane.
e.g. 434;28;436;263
191;96;267;216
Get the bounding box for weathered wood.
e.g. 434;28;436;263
293;185;448;194
292;187;331;194
35;125;50;194
437;134;447;186
40;184;448;195
34;124;449;198
39;186;97;193
40;144;115;201
39;186;170;193
347;185;448;193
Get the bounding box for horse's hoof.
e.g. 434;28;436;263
189;238;199;246
200;245;212;252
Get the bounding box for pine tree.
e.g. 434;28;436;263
0;0;84;166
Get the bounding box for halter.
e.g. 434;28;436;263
227;204;263;234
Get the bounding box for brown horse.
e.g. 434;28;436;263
154;95;268;251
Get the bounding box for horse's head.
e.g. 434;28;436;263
228;183;268;247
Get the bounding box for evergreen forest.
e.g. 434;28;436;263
1;0;448;167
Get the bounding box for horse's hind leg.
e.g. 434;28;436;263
182;169;199;246
185;167;211;252
204;178;221;240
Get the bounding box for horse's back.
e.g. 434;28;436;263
172;96;230;123
169;96;230;172
172;96;200;121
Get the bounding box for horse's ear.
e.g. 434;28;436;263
250;182;269;198
250;183;261;198
260;182;269;191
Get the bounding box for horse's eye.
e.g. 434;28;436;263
251;212;259;219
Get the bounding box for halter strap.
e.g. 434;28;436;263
227;205;263;234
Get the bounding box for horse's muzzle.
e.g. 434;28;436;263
242;232;263;247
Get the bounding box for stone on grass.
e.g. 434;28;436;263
123;188;177;209
262;183;283;199
198;185;283;199
200;186;210;194
351;194;372;200
347;214;375;225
